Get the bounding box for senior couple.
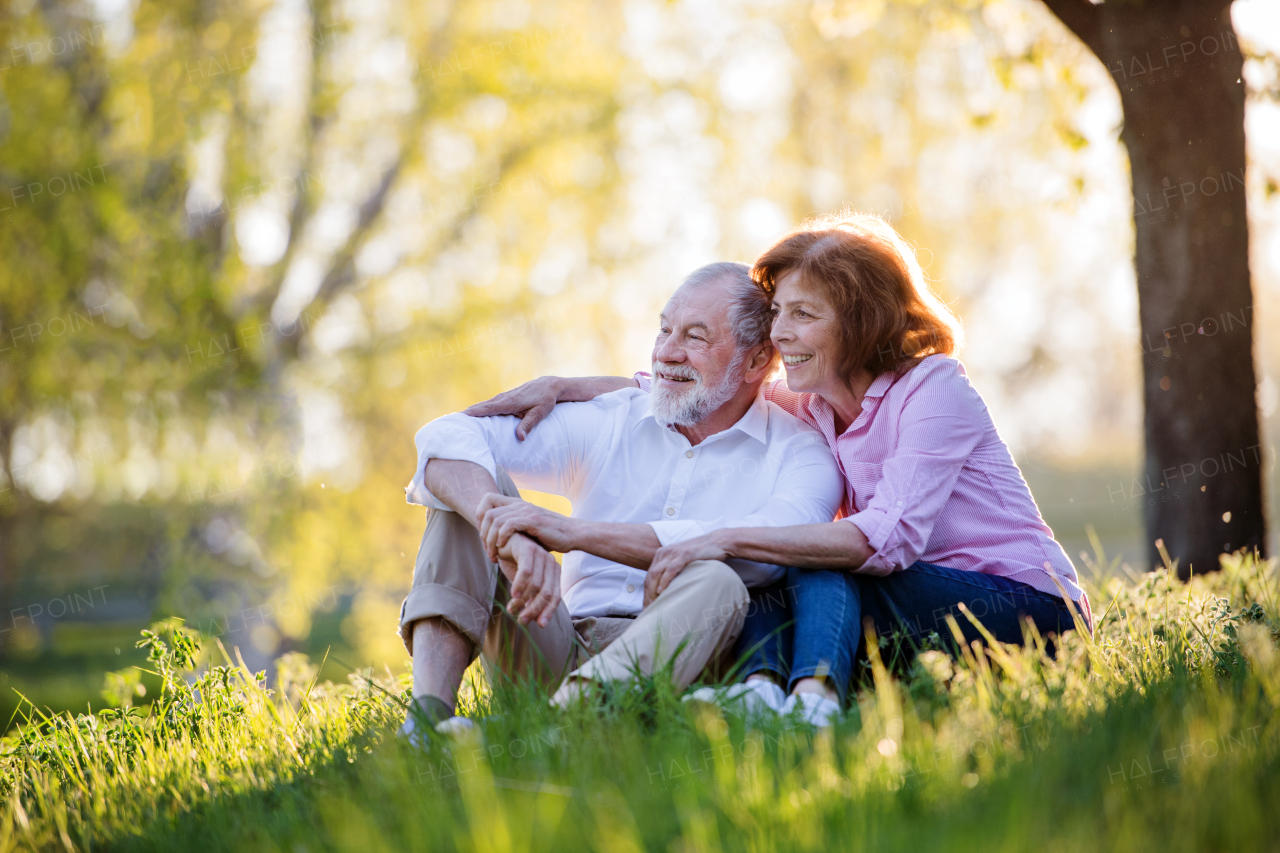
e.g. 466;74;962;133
398;212;1091;739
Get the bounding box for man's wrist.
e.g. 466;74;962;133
710;528;736;558
506;531;535;558
557;516;584;551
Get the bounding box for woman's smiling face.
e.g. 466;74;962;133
770;269;843;396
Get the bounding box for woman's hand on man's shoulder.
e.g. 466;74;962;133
464;376;566;440
464;375;640;440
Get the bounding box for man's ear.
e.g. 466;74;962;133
743;343;775;382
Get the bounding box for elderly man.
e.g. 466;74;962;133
399;262;841;738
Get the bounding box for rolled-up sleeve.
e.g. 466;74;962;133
847;371;986;575
760;378;804;417
406;415;500;509
406;401;610;509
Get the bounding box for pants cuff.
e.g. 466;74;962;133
787;665;846;705
399;583;493;652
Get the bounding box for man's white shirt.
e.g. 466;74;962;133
406;387;843;619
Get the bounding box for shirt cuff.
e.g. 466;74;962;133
634;371;652;392
405;423;499;509
646;519;706;545
846;508;900;574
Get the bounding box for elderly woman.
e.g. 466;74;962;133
469;212;1090;726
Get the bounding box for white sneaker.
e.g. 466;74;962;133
397;712;475;748
434;715;476;736
684;679;788;719
782;691;842;728
397;713;430;749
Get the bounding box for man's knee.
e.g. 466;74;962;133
422;505;483;544
495;468;521;497
681;560;749;611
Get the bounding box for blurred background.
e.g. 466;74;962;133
1;0;1278;730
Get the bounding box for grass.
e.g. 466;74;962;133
2;549;1279;852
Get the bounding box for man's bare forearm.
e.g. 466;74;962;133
553;375;639;402
423;459;499;528
567;520;661;570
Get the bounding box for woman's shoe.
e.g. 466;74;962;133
781;691;841;728
683;679;788;718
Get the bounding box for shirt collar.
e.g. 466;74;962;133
864;371;896;399
638;389;770;445
730;391;770;444
802;370;894;438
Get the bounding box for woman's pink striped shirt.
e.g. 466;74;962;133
640;355;1091;622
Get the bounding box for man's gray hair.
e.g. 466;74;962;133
680;262;774;353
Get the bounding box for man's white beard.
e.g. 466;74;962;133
650;355;744;427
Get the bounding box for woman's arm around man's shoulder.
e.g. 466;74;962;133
463;375;639;439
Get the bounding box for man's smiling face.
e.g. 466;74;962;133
649;276;745;427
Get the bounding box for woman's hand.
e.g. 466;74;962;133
464;377;564;440
465;375;639;440
478;493;576;560
645;533;730;606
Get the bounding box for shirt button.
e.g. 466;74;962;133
626;584;635;593
685;450;693;458
896;501;903;507
666;507;675;516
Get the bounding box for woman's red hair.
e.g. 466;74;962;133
752;211;962;380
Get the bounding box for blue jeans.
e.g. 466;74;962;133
733;562;1081;704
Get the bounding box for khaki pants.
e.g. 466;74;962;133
398;470;748;694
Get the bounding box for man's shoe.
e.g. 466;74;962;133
684;679;787;718
398;695;474;748
397;712;431;749
781;691;842;728
434;715;476;735
399;712;479;748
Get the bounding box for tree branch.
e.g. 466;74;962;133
257;0;336;317
310;157;403;305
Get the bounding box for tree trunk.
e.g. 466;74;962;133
1040;0;1264;577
